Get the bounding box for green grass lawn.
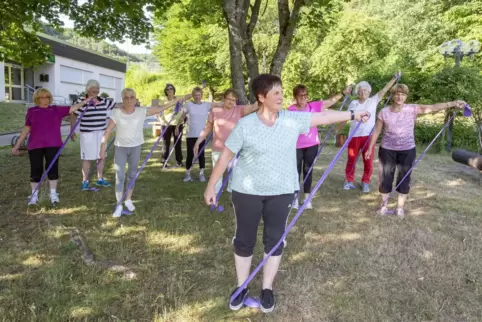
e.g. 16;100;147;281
1;135;481;321
0;102;28;133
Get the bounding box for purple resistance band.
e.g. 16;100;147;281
28;101;93;204
84;137;116;192
210;152;240;212
115;109;180;214
188;132;214;172
381;105;471;213
294;94;352;201
230;121;364;306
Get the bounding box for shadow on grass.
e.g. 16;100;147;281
1;139;482;321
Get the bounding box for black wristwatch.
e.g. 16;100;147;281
350;110;355;120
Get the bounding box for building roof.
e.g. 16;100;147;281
37;33;127;73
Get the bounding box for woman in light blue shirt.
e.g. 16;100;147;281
204;74;369;313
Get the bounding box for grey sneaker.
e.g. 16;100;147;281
183;173;192;182
199;173;206;182
361;182;370;193
343;181;356;190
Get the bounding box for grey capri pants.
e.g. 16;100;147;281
114;145;142;193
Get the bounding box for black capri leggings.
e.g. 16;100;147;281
296;144;319;193
231;191;293;257
186;137;206;170
378;146;416;194
28;147;60;183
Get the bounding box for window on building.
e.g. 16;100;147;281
99;74;115;89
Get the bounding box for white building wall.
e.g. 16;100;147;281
53;56;125;102
0;62;5;101
33;63;56;94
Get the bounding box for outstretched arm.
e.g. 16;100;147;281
146;94;192;116
416;100;465;115
310;110;370;127
322;85;353;109
376;73;400;99
241;102;259;116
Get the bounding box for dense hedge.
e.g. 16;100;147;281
415;119;479;152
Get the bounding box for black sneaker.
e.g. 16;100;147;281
260;289;275;313
229;287;248;311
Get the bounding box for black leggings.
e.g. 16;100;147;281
186;137;206;170
162;125;183;164
378;146;416;194
296;144;319;193
231;191;293;257
28;147;60;182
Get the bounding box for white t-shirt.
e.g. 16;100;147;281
348;94;382;137
182;101;211;138
110;107;147;147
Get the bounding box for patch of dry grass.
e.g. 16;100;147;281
0;136;481;321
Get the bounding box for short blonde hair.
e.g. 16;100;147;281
121;88;136;98
390;84;409;95
85;79;100;91
33;88;53;105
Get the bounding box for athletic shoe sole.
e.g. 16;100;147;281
260;304;275;313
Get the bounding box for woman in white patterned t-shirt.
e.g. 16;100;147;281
365;84;466;218
203;74;370;313
100;88;192;218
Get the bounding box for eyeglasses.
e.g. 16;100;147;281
167;87;174;91
38;96;51;99
296;94;308;99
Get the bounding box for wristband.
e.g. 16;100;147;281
350;110;355;121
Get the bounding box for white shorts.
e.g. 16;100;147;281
80;131;104;160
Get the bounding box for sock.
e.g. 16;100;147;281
200;168;204;175
50;189;56;195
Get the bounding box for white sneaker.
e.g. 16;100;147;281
113;205;123;218
50;192;60;205
199;173;206;182
378;206;388;216
125;200;136;212
28;194;39;206
304;200;312;209
396;208;405;218
183;173;192;182
292;198;299;209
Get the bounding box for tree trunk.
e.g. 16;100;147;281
241;0;262;103
223;0;249;104
270;0;305;76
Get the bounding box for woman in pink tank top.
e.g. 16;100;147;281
366;83;466;218
288;84;353;209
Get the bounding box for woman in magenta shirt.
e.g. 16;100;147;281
366;84;466;218
12;88;92;206
288;84;352;209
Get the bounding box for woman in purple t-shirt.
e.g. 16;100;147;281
366;84;466;218
12;88;92;206
288;84;352;209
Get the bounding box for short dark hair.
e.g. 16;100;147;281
293;84;308;97
251;74;282;103
223;88;238;99
164;83;176;96
192;87;203;95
